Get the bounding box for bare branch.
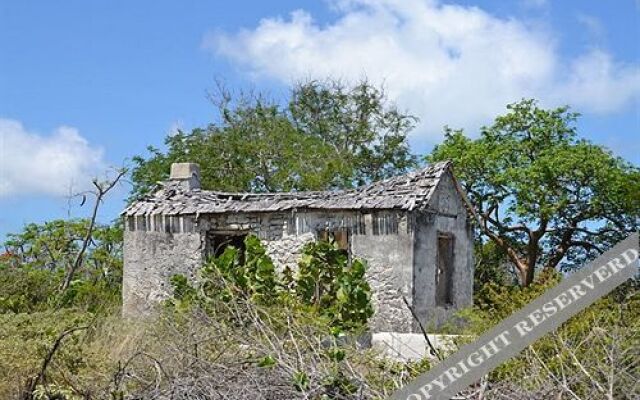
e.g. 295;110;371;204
60;168;127;291
22;326;88;400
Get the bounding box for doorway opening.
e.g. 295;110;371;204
206;231;248;262
436;232;454;307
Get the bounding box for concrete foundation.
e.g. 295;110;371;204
371;332;460;362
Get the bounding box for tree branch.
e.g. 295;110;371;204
22;326;88;400
450;173;531;282
60;168;127;292
401;296;442;361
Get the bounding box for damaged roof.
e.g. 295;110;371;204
123;161;451;217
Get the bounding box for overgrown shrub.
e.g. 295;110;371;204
295;241;374;330
169;235;374;332
0;264;121;314
450;270;640;399
0;309;93;398
0;265;61;313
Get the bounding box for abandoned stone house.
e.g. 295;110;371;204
122;161;473;334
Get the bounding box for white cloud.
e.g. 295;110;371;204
556;50;640;113
0;118;105;197
206;0;640;141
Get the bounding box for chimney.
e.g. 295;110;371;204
169;162;201;190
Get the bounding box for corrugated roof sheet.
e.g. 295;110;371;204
122;161;451;216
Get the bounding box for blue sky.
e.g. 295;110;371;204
1;0;639;240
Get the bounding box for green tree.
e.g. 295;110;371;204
428;99;640;286
2;220;123;311
130;79;417;199
4;220;123;277
290;80;417;186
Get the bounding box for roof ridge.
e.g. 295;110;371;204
123;161;452;216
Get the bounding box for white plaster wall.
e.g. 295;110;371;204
371;332;460;362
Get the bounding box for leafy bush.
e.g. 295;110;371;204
0;264;120;314
295;241;374;330
0;309;92;398
0;265;61;313
196;235;280;305
169;235;374;332
56;275;121;313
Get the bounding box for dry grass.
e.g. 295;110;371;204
2;301;417;400
3;296;638;400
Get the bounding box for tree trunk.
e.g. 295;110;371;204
519;263;535;287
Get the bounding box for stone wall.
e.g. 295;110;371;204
199;212;315;272
122;229;203;317
351;212;416;333
412;171;474;329
201;210;365;272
